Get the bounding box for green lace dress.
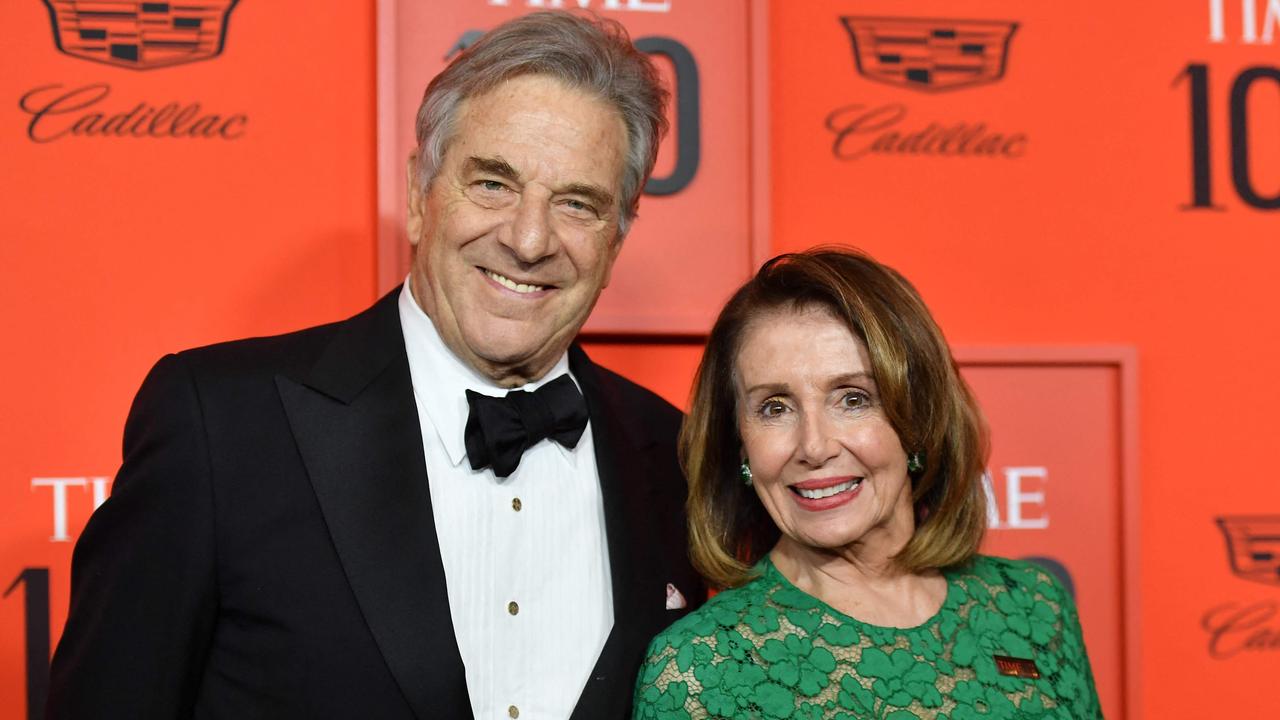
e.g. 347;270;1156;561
633;555;1102;719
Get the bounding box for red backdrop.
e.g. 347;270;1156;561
4;1;1280;718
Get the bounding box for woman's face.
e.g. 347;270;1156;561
734;307;915;555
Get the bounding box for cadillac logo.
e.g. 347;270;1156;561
41;0;239;70
1217;516;1280;587
840;16;1018;92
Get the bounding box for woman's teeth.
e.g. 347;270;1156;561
484;269;545;294
794;479;861;500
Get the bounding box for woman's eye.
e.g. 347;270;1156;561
841;391;870;409
759;399;788;418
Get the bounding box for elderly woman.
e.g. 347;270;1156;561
633;248;1101;719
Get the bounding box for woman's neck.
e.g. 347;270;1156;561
770;534;948;629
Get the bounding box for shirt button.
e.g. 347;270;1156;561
508;706;520;719
512;497;522;512
508;601;519;616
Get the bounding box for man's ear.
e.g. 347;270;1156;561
406;157;425;247
600;234;624;289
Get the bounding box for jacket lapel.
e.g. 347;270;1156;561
568;346;669;720
276;290;472;720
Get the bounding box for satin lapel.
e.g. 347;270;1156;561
569;346;667;720
276;290;472;720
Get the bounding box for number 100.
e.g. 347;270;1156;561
1180;63;1280;210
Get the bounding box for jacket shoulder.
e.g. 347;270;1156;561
174;321;336;375
172;291;399;381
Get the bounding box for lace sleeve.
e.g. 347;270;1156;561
633;590;798;720
1043;569;1104;719
633;629;710;720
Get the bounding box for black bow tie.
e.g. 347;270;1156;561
463;374;589;478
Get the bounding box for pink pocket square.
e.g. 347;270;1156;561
665;583;687;610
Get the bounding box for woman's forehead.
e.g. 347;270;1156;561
734;309;871;389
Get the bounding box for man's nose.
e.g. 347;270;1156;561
501;194;558;264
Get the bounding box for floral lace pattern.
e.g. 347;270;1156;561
633;556;1102;719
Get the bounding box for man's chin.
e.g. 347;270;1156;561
444;311;587;381
462;337;571;384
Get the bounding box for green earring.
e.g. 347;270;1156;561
739;458;753;486
907;451;925;474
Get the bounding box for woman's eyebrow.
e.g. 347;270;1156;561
742;382;789;396
829;371;874;386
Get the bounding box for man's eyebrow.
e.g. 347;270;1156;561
464;156;520;182
560;182;615;211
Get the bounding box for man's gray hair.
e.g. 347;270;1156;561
413;11;668;237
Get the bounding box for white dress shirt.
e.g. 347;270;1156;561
398;281;613;720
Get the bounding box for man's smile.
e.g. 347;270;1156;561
480;266;555;296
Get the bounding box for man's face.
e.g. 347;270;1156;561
407;74;628;386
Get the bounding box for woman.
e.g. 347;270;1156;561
634;248;1101;719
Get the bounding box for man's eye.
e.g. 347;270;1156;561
467;180;516;208
561;198;598;218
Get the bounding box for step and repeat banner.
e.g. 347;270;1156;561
1;1;1278;719
0;2;377;718
765;1;1280;719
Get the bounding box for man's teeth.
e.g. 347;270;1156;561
484;269;545;294
795;479;861;500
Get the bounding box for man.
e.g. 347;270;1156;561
49;12;704;719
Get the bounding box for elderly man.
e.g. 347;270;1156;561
48;12;704;720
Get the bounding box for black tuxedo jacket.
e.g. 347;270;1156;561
48;290;705;719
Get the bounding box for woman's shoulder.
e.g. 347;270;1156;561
644;572;775;657
952;554;1072;605
949;557;1101;713
635;570;795;718
946;554;1083;660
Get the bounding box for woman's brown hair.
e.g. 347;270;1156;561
681;247;989;589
